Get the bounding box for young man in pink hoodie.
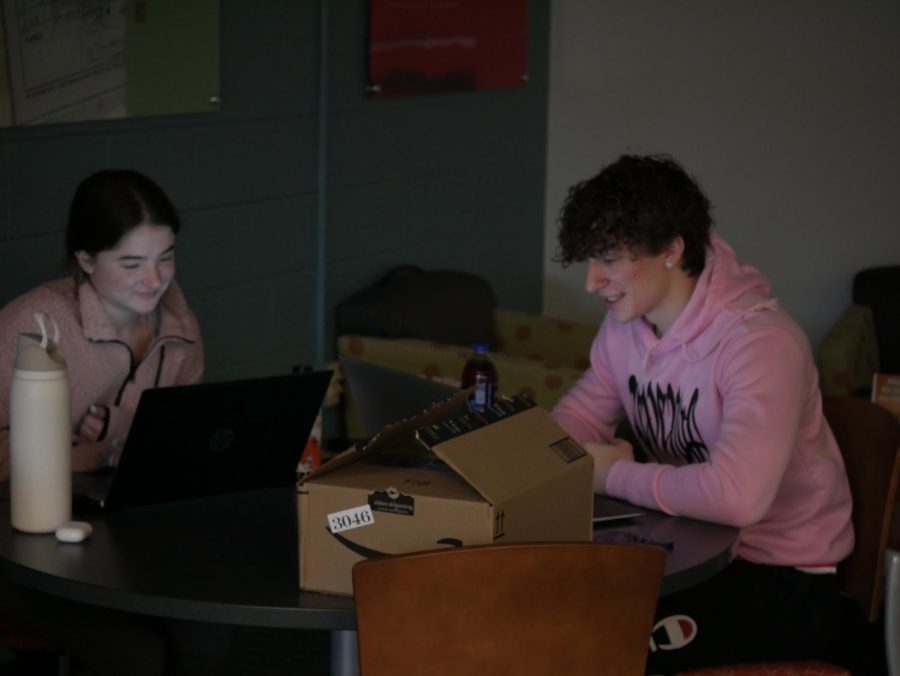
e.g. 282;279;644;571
552;154;853;672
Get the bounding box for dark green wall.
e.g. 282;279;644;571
0;1;549;382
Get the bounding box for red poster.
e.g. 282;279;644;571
368;0;527;98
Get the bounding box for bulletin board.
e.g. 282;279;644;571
0;0;219;127
367;0;527;98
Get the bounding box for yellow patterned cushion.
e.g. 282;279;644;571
493;308;597;368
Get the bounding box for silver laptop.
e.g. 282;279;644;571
593;495;645;524
339;356;462;437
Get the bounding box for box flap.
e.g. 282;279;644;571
307;460;481;501
363;387;470;455
417;396;590;505
297;388;471;490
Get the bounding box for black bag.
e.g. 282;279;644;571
335;266;497;348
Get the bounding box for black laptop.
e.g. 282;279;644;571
74;370;332;511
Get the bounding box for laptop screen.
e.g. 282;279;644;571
97;370;332;510
339;356;460;436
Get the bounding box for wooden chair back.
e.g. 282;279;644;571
352;541;666;676
825;396;900;622
679;398;900;675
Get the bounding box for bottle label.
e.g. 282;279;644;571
470;375;494;412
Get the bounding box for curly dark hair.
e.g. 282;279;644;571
555;154;713;276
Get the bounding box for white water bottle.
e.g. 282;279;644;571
9;312;72;533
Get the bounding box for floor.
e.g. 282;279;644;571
1;618;890;675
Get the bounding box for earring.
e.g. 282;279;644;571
665;260;674;270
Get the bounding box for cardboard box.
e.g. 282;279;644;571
297;392;594;596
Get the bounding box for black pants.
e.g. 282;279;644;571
645;559;842;674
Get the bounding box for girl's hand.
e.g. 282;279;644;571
76;405;108;445
71;438;122;472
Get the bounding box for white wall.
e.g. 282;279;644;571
543;1;900;352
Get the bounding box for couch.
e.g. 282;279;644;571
336;308;598;440
332;267;599;441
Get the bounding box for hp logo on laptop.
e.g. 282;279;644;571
208;428;235;452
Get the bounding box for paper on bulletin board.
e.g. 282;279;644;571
0;0;219;127
367;0;527;98
1;0;127;125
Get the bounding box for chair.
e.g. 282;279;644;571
351;541;667;676
0;620;69;675
680;396;900;676
887;548;900;676
818;266;900;397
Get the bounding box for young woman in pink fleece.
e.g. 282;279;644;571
0;170;223;676
551;155;853;673
0;169;203;482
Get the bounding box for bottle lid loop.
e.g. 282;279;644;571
33;311;60;350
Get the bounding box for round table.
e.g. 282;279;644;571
0;488;738;675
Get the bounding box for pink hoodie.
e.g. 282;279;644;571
0;278;203;481
552;236;854;567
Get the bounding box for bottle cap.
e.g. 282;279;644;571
472;343;489;353
14;334;66;373
14;312;66;373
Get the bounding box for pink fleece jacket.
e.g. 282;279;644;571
0;278;204;481
552;236;854;567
